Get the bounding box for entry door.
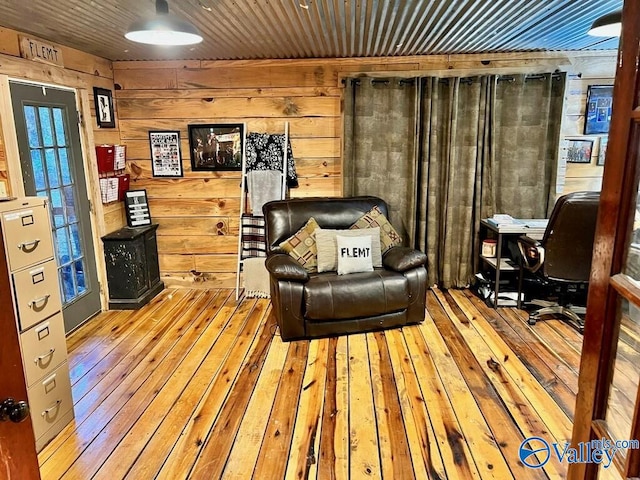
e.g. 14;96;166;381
10;82;101;332
570;1;640;479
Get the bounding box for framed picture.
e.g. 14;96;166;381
124;189;152;227
584;85;613;135
563;138;595;164
149;131;183;177
598;137;608;166
93;87;115;128
188;123;244;171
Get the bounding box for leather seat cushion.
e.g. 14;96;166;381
304;269;409;321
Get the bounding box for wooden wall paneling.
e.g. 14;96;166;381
158;254;195;273
0;111;10;195
177;65;339;89
132;178;242;199
0;27;21;56
156;235;238;255
114;68;178;90
0;27;113;78
147;198;240;217
117;96;340;119
0;52;114;90
114;86;343;99
160;272;237;289
0;75;26;196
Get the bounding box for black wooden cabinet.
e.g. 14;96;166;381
102;224;164;309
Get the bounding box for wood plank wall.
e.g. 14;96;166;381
561;65;616;194
113;51;616;289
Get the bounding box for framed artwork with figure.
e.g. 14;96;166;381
93;87;115;128
188;123;244;171
563;138;595;164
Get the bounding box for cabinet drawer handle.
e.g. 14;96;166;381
41;400;61;417
28;294;51;309
34;348;56;364
18;239;41;251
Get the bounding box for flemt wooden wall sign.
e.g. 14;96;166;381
19;36;64;67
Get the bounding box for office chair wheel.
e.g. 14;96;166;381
527;315;538;326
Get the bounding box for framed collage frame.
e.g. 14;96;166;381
149;130;183;177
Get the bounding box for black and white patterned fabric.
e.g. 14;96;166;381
245;133;298;188
240;214;267;259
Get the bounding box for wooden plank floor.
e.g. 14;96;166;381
35;287;620;479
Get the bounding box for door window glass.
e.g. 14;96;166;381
24;104;89;304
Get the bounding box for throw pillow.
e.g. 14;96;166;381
315;227;382;272
279;217;320;272
336;234;374;275
350;205;402;253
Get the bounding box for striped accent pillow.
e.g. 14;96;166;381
279;217;320;272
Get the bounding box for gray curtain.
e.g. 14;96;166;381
344;73;566;288
417;77;491;287
491;74;564;218
343;78;418;243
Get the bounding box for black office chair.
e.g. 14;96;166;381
517;191;600;332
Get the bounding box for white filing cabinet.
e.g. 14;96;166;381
0;197;74;451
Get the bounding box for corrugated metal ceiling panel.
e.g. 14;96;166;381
0;0;622;61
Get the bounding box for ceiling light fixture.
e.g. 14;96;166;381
125;0;203;46
587;10;622;37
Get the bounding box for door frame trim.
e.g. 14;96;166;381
1;75;109;311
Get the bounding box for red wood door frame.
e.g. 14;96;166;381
0;222;40;478
569;1;640;478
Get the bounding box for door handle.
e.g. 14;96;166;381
0;398;30;423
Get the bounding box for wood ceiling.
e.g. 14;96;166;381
0;0;622;62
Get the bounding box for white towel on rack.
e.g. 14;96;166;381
243;257;271;298
247;170;283;216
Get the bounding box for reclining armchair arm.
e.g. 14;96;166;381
383;246;427;272
517;235;545;273
265;254;310;282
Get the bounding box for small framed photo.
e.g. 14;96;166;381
149;131;183;177
563;138;595;164
93;87;115;128
584;85;613;135
124;189;152;227
188;123;244;171
597;137;608;166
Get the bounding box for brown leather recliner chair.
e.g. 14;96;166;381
517;191;600;332
263;196;427;341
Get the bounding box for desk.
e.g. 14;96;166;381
479;218;548;307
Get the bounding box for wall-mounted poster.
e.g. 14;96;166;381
563;138;595;164
124;189;152;227
584;85;613;135
149;131;183;177
188;123;244;171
